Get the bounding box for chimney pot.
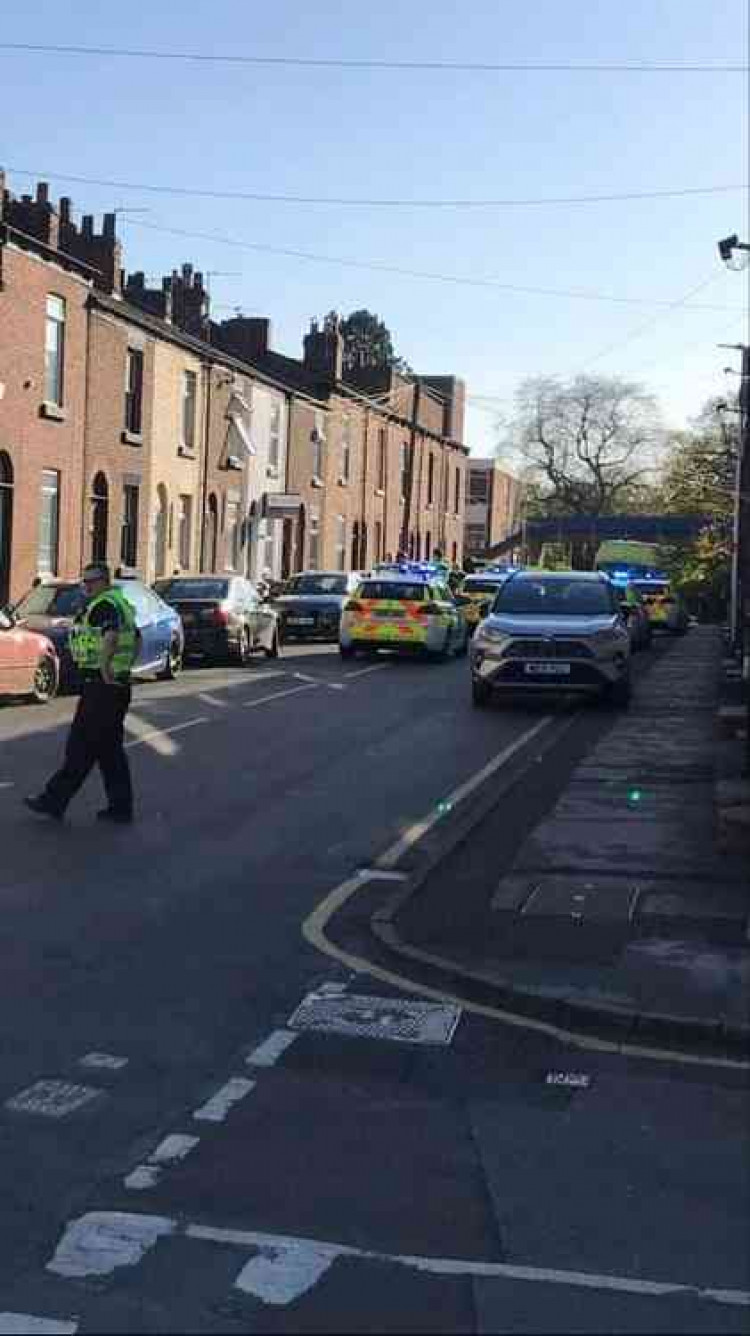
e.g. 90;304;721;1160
36;182;50;205
59;197;72;225
82;215;94;239
103;212;116;239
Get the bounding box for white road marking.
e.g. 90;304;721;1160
0;1317;78;1334
47;1212;174;1278
198;693;228;707
124;715;208;753
5;1080;104;1119
377;716;553;869
343;663;390;680
246;1030;298;1068
234;1240;335;1305
243;684;318;709
192;1076;256;1122
0;782;14;790
125;1133;200;1190
78;1052;128;1072
292;672;321;684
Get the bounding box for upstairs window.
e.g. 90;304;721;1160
44;296;66;407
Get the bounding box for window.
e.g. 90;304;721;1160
262;522;275;575
340;420;351;483
469;470;489;503
400;442;410;501
124;348;144;436
268;400;282;472
178;494;193;569
377;428;387;491
312;412;325;480
374;520;383;563
37;470;60;574
181;370;197;452
91;472;108;563
427;454;435;506
121;484;139;567
467;523;486;550
451;541;458;564
455;468;461;514
44;296;66;407
308;510;320;569
335;516;347;572
225;500;241;571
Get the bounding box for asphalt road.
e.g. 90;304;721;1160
0;644;747;1333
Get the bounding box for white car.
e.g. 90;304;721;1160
470;570;632;707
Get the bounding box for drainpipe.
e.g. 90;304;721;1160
199;362;212;572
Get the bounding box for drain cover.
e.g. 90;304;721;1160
288;992;461;1045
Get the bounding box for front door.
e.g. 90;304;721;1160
0;453;13;609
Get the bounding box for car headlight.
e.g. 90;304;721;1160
473;623;506;645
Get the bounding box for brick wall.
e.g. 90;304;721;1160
148;342;204;580
0;238;89;602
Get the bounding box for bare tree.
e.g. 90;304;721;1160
503;374;662;517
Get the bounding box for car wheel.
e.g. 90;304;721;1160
472;677;491;708
339;644;355;660
158;638;183;681
30;655;59;704
265;630;281;660
233;628;251;666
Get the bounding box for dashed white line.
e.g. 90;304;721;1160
0;781;15;790
124;716;208;753
243;684;318;709
78;1052;129;1072
125;1133;200;1191
197;692;228;707
246;1030;298;1068
48;1212;175;1278
192;1076;256;1122
343;663;390;680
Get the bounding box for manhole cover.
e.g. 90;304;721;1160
288;992;461;1045
5;1080;104;1118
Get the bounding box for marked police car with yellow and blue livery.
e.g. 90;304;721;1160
339;563;469;661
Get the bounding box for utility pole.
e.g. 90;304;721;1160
399;379;421;556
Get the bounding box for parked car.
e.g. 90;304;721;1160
153;575;280;664
13;577;184;688
273;571;363;643
340;572;469;660
470;570;632;708
0;606;59;703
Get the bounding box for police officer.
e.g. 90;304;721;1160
24;563;138;824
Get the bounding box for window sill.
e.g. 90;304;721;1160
266;466;279;480
39;401;65;421
311;477;325;489
178;446;196;459
121;430;143;447
375;488;385;498
337;478;349;487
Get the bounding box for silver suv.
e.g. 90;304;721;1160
470;570;632;708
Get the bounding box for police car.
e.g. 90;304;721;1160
339;564;469;660
456;567;516;634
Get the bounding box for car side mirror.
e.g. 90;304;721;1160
0;608;15;631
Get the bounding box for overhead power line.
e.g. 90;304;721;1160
126;217;742;312
5;166;746;209
0;42;746;72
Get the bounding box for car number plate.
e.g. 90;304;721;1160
181;613;196;625
524;662;571;676
288;616;315;625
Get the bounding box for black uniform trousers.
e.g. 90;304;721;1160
44;677;133;817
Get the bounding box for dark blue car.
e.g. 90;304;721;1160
13;577;185;689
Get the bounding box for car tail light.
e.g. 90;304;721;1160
345;599;363;612
212;606;230;626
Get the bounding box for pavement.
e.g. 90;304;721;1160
385;626;750;1058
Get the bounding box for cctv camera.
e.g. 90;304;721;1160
718;235;739;263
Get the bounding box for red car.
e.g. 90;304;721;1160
0;607;59;703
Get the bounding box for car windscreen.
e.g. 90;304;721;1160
154;579;229;601
494;578;615;616
284;575;348;595
15;585;86;618
357;582;428;602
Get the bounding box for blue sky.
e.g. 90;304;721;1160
2;0;748;454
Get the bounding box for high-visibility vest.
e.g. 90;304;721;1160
69;588;138;679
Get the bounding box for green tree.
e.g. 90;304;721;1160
339;309;411;375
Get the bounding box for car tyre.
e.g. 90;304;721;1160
472;677;491;708
30;655;59;705
158;638;183;681
265;630;281;660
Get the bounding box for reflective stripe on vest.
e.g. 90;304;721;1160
69;589;138;676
